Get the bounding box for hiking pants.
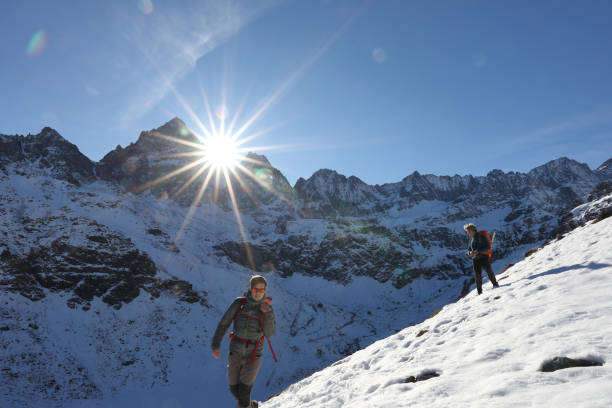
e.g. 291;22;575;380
228;351;262;406
473;257;498;294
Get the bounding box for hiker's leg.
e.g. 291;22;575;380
238;383;253;407
230;384;239;401
473;259;483;294
483;258;499;287
238;353;263;406
227;352;242;400
240;352;263;385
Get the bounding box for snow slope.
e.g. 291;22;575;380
263;215;612;408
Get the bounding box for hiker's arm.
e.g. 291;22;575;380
211;299;240;350
262;306;276;338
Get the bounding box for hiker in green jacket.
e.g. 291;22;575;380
464;223;499;295
211;275;276;408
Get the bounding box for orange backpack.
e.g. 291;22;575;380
478;230;493;259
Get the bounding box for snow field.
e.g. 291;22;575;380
262;216;612;408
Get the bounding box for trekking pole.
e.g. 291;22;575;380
266;337;278;363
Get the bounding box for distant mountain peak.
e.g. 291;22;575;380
533;156;588;171
244;152;272;167
596;158;612;179
38;126;62;137
0;127;94;185
486;168;506;178
311;168;340;178
597;158;612;172
154;117;188;135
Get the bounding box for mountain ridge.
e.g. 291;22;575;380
1;121;609;196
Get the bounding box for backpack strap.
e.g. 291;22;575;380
229;296;278;364
232;297;247;323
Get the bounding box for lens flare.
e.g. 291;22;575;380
215;106;228;121
372;47;387;63
254;168;273;183
179;125;190;137
138;0;154;15
27;29;47;56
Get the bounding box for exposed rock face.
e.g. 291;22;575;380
97;117;202;202
555;189;612;235
214;225;466;288
589;181;612;201
97;118;295;210
0;216;207;309
294;170;379;217
234;152;296;210
0;127;95;185
595;158;612;179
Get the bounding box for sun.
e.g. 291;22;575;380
137;91;301;271
201;133;240;171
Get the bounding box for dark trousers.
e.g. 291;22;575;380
473;257;499;294
228;351;263;406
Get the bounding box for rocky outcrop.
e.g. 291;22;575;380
0;128;95;185
0;216;207;310
294;170;379;217
214;229;465;288
595;158;612;179
97;118;295;210
540;356;603;372
404;371;440;383
97;118;203;202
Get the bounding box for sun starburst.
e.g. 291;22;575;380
200;133;240;171
136;93;300;271
132;11;361;270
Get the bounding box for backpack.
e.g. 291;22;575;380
229;296;278;365
478;230;493;260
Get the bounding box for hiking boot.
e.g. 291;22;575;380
230;384;240;401
236;402;258;408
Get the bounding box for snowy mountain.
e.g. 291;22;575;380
0;119;611;407
262;200;612;408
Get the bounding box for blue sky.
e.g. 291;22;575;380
1;0;611;185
